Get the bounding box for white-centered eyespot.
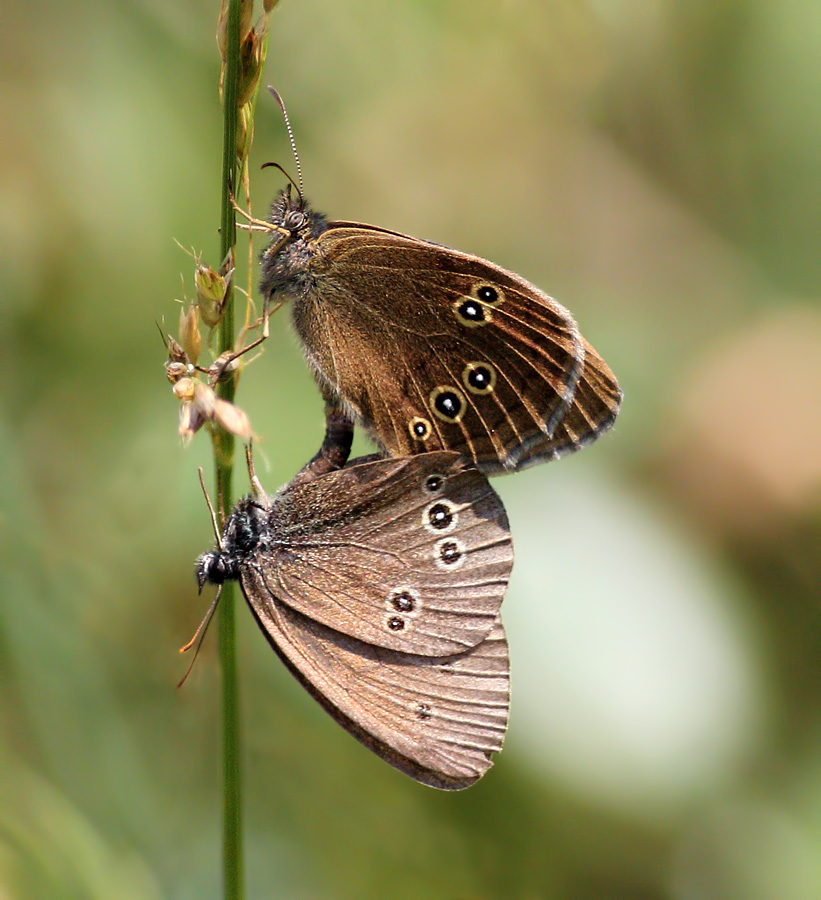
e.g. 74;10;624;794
471;283;505;306
430;385;467;423
409;416;432;440
453;296;491;328
422;473;445;494
462;360;497;395
387;586;421;616
423;499;457;535
386;614;408;632
434;536;466;571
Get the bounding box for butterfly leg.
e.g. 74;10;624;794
289;403;354;487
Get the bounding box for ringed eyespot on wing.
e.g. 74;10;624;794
387;586;420;614
430;386;467;423
409;416;432;441
462;361;497;395
472;283;504;306
453;296;490;328
434;537;466;570
423;473;445;494
423;500;457;534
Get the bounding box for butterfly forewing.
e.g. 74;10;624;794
288;223;620;474
258;452;513;656
241;591;510;789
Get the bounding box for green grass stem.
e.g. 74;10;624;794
215;1;242;897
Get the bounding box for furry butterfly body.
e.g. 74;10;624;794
197;451;513;789
260;187;622;475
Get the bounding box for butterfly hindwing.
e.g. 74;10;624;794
248;452;513;656
241;591;510;789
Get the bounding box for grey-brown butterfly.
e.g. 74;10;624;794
255;90;622;478
196;450;513;789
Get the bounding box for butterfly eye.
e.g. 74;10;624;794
434;537;466;570
284;210;307;230
462;361;497;395
430;386;467;423
423;500;456;534
409;416;432;441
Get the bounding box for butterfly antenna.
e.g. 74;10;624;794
198;467;223;548
177;585;222;687
261;161;301;199
178;468;228;688
245;442;265;500
268;87;304;202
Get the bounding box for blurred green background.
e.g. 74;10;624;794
2;1;820;897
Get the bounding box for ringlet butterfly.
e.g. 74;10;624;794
255;89;622;477
196;449;513;789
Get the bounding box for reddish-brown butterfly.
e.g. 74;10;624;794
254;90;621;478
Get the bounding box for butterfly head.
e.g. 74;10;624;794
195;549;235;590
265;185;327;242
260;186;329;301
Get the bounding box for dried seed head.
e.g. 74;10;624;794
213;398;254;442
208;350;241;385
192;381;217;419
218;248;235;278
237;28;263;108
172;377;253;444
217;0;254;61
165;361;191;384
217;3;228;61
195;263;227;328
172;376;197;403
239;0;253;40
162;325;195;382
236;105;253;165
166;335;187;365
179;303;202;365
178;401;206;444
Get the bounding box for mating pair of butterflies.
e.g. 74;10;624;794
196;183;622;789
